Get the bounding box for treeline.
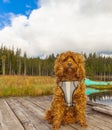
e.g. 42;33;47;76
0;46;112;81
84;53;112;81
0;46;55;76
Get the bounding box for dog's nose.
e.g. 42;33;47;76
68;62;72;67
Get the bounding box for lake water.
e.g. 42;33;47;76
86;88;112;106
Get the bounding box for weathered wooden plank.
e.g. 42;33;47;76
69;114;103;130
16;97;51;130
37;95;53;100
0;99;24;130
87;101;112;128
34;96;53;105
87;115;111;130
92;114;112;129
25;97;50;110
87;101;105;107
16;98;51;130
17;97;77;130
0;111;8;130
6;98;37;130
92;106;112;116
93;112;112;124
70;123;101;130
17;97;46;116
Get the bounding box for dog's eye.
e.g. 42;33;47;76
73;59;77;63
72;58;79;65
62;58;67;62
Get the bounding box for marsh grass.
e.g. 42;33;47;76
0;76;55;97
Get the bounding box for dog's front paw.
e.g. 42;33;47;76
52;123;61;130
52;127;58;130
80;121;88;128
52;125;58;130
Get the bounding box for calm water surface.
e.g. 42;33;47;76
86;88;112;106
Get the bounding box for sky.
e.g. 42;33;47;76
0;0;112;57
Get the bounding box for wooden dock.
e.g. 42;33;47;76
0;96;112;130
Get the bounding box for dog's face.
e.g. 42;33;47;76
54;51;85;81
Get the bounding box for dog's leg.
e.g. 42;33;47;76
52;86;65;130
45;109;53;124
52;101;65;130
74;84;88;127
75;98;87;127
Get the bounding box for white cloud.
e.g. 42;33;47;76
0;0;112;57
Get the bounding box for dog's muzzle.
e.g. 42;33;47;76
59;81;79;107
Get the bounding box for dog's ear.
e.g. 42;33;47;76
55;52;65;63
72;53;85;64
73;53;85;79
77;54;85;63
54;53;65;77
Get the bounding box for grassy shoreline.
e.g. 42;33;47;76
87;85;112;90
0;76;55;97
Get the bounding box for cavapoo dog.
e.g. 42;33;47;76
45;51;87;130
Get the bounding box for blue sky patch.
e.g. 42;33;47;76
0;0;39;29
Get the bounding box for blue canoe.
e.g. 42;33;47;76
85;78;112;86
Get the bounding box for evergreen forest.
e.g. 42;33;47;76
0;45;112;81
